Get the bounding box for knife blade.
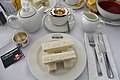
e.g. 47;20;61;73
98;33;114;79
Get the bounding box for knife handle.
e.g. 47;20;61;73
93;48;103;76
103;53;114;79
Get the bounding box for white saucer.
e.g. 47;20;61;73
98;15;120;26
61;0;85;9
44;15;75;32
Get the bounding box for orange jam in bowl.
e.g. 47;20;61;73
54;9;65;16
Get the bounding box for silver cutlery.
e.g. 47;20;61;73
87;34;103;76
98;33;114;79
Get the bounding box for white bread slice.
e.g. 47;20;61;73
47;63;57;74
42;51;76;64
63;60;73;70
41;39;74;52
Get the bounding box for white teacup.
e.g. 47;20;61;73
65;0;79;5
12;31;30;48
81;12;105;33
48;7;72;26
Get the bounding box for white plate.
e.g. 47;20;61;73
27;33;86;80
99;15;120;26
61;0;85;9
44;15;75;32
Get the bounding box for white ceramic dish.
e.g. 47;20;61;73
44;15;75;32
61;0;85;9
99;15;120;26
27;33;86;80
96;0;120;20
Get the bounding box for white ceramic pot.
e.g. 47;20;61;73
81;12;105;33
7;1;45;33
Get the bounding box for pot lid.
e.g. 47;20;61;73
19;7;36;18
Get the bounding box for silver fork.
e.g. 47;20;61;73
87;34;103;76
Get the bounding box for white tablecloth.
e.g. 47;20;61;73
0;0;120;80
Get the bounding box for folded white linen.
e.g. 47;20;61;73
84;33;119;80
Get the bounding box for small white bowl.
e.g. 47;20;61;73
96;0;120;20
12;31;29;48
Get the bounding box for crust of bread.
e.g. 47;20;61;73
86;2;98;14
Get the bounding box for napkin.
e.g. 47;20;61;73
84;33;119;80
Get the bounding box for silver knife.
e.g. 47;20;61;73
98;33;114;79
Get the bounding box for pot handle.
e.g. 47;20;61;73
97;19;105;29
7;15;21;29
